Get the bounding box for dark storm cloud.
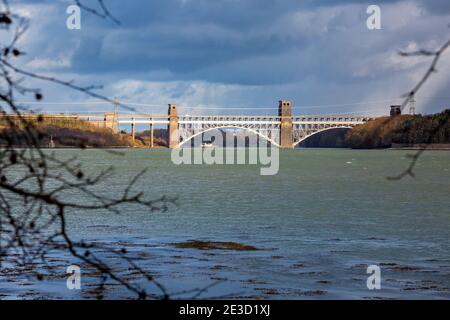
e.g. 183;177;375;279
417;0;450;14
16;0;447;81
61;0;313;78
13;0;450;113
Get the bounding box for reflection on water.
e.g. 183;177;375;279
1;149;450;299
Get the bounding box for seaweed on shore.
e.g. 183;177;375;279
173;240;258;251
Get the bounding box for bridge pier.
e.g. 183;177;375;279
104;112;118;133
149;119;154;148
131;117;135;142
168;104;179;148
278;100;294;149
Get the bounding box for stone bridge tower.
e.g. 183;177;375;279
104;112;118;133
168;104;179;148
279;100;293;149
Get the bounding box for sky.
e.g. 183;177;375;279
6;0;450;116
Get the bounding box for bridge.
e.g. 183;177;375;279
124;100;371;149
171;101;371;149
4;100;373;149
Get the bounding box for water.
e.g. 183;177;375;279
1;148;450;299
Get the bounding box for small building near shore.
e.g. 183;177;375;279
390;105;402;117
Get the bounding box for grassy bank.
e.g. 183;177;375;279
0;117;135;148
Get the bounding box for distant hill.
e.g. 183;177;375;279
346;109;450;149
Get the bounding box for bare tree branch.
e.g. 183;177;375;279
0;0;191;300
74;0;120;25
389;37;450;180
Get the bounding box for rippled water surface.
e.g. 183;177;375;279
1;148;450;299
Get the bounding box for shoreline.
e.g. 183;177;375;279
2;144;450;150
0;145;167;149
389;147;450;150
389;143;450;151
